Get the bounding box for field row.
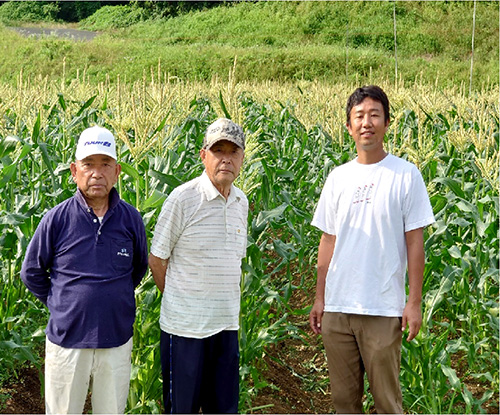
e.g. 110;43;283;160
0;77;498;413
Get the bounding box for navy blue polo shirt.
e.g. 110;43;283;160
21;188;148;349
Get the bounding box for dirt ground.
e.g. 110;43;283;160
1;366;44;414
0;338;332;415
0;296;332;414
0;365;91;414
251;338;334;414
0;285;497;414
1;333;498;414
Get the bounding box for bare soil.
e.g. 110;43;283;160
0;334;498;414
0;344;332;415
0;285;497;414
1;366;44;414
0;365;91;414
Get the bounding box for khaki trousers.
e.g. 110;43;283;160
322;313;403;414
45;336;133;414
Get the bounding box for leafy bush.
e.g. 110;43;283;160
80;5;147;30
134;0;222;20
0;0;59;24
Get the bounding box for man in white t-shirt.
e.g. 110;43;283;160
309;85;435;413
149;118;248;414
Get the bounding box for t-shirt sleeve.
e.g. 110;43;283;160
150;191;185;260
403;167;436;232
311;173;336;235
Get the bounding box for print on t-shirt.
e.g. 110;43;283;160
353;183;375;205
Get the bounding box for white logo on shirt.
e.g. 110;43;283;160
117;248;130;257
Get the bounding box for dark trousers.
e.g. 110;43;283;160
160;330;239;414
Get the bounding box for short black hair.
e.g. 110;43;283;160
346;85;390;126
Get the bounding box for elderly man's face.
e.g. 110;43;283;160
200;140;244;193
70;154;121;203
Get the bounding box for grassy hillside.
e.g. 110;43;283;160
0;2;498;413
0;1;498;89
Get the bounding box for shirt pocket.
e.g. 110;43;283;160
111;238;134;271
228;219;247;258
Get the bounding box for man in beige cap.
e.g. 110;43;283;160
21;126;148;414
149;118;248;413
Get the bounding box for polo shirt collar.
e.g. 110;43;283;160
200;171;240;204
74;187;121;211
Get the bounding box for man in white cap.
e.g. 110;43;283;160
149;118;248;413
21;125;148;414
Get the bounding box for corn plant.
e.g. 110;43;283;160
0;73;498;413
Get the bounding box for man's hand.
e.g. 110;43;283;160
309;233;335;336
401;300;422;341
403;228;425;341
309;299;325;335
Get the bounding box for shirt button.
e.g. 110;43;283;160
98;231;101;235
93;219;98;223
87;208;91;213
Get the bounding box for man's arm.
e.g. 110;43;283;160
309;232;336;335
132;216;149;289
20;262;51;306
402;227;425;341
20;234;52;306
148;253;169;293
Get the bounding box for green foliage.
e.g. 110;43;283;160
0;1;59;23
132;0;222;20
0;75;498;413
385;105;500;413
80;5;147;30
0;1;498;88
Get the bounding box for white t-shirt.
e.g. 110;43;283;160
311;154;435;317
151;171;248;339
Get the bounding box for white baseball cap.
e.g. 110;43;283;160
75;126;117;161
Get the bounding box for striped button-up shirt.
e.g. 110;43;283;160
151;171;248;338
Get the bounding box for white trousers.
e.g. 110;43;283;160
45;336;133;414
